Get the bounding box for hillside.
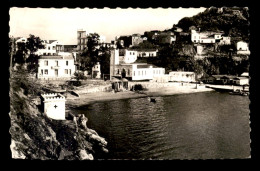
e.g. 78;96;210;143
9;70;108;160
176;7;249;42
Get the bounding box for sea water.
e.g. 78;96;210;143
71;91;251;159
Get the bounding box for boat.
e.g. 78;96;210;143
148;97;156;103
229;89;249;96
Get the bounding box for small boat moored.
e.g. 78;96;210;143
148;97;156;103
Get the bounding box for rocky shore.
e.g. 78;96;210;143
9;74;108;160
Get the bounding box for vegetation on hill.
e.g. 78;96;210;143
176;7;249;42
138;7;250;76
9;70;108;159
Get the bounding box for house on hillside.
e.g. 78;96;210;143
35;40;64;56
191;29;225;44
236;41;250;55
241;72;249;77
136;49;158;57
131;34;143;47
37;54;76;80
219;36;231;45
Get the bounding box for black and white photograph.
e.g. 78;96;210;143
8;6;252;160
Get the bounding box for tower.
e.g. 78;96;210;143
41;93;66;120
77;29;87;52
110;49;119;80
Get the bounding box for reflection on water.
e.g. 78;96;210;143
71;91;250;159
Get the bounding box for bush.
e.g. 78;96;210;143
131;84;144;91
74;72;87;81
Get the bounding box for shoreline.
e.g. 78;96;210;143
66;85;214;108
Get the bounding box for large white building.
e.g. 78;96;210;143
37;54;76;80
110;49;165;81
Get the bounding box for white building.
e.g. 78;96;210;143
41;93;66;120
137;49;158;57
191;30;225;44
35;40;64;56
131;63;165;81
169;71;196;82
236;41;250;55
119;49;138;64
241;72;249;77
219;36;231;45
233;77;249;85
110;49;165;81
92;62;101;79
37;54;76;80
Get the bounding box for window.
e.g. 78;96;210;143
56;61;58;66
128;69;130;75
130;52;132;55
69;69;71;75
53;46;55;50
44;60;48;66
66;61;69;66
43;53;46;55
41;69;43;75
44;69;48;75
65;69;68;74
133;52;135;55
48;46;50;50
133;71;135;76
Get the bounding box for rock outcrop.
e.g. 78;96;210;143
9;73;108;160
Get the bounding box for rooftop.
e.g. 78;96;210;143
136;64;159;68
39;55;74;60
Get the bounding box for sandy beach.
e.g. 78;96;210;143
66;85;214;107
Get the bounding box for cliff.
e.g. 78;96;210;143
9;71;108;160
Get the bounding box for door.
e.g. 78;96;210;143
55;69;58;76
121;69;126;78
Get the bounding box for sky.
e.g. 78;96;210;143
9;7;206;45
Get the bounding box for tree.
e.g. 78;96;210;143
25;35;44;73
13;42;27;65
12;35;44;73
130;41;157;50
79;33;100;73
99;50;110;76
